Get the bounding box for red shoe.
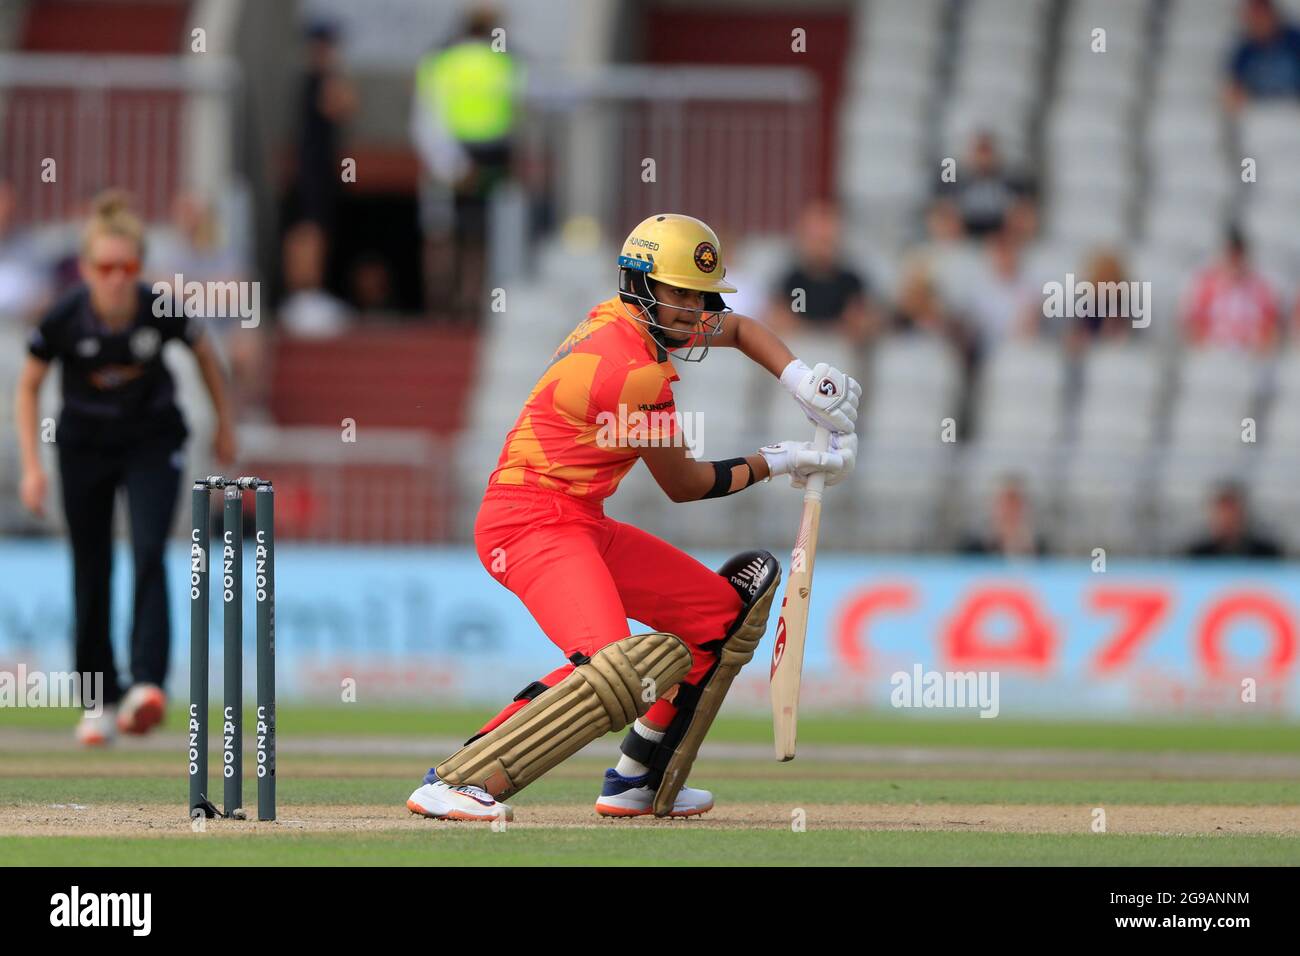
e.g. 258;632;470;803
117;684;167;735
76;707;118;747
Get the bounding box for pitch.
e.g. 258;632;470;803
3;707;1298;866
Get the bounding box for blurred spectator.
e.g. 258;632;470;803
1225;0;1300;111
929;130;1037;242
766;200;878;344
1062;248;1134;353
0;181;52;320
961;476;1049;558
412;4;521;321
279;221;351;337
149;192;264;414
959;227;1040;352
290;20;357;234
1185;483;1281;558
889;254;966;347
1181;227;1280;352
350;252;399;315
148;193;246;284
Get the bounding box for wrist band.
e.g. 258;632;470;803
702;457;755;499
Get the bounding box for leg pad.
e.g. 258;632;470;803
437;632;692;800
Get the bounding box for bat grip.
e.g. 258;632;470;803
803;426;831;501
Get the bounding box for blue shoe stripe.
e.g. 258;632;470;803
600;768;649;797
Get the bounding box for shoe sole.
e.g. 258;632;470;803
118;695;165;736
406;798;512;822
77;733;111;747
595;800;714;819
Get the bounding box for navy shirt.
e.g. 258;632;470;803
1231;26;1300;98
27;283;200;449
772;265;867;327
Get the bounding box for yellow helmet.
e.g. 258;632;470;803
616;213;737;293
616;213;734;362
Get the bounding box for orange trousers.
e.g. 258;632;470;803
471;484;742;737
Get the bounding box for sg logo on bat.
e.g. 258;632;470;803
770;614;788;676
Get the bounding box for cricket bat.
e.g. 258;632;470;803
769;424;831;761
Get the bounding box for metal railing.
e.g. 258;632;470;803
235;424;451;544
522;65;821;240
0;53;240;223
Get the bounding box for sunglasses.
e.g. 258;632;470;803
88;259;141;278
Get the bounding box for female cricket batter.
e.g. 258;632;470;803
14;192;236;745
408;214;859;820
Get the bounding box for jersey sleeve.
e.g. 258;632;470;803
593;361;680;448
26;310;62;362
157;310;205;347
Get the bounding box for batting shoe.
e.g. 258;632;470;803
594;768;714;818
75;706;118;747
406;769;513;822
117;683;166;736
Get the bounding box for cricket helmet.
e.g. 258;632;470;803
617;213;735;362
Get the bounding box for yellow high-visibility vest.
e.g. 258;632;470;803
417;40;517;144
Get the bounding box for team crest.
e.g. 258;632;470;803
130;326;161;360
693;241;718;274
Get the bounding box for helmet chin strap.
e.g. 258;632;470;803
653;325;691;349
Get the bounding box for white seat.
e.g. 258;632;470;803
1075;345;1166;450
865;335;962;443
846;48;938;103
840;150;932;211
975;341;1068;447
840;103;929;158
859;0;946;34
1240;200;1300;258
1126;246;1198;330
1262;349;1300;447
963;0;1052;46
1141;195;1228;260
1166;348;1264;449
1045;99;1131;153
1145;106;1224;161
1057;48;1146;103
1051;154;1136;198
1066;0;1152;25
1249;446;1300;551
852;438;954;550
1239;104;1300;160
1145;152;1234;201
1044;192;1131;246
1058;445;1151;553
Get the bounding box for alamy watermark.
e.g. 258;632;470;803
890;664;1000;718
0;665;104;714
594;405;704;451
1042;273;1151;329
152;274;261;328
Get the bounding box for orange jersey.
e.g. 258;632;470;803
487;297;681;501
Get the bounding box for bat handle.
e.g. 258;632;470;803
803;426;831;501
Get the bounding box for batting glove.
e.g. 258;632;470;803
780;359;862;435
760;431;857;488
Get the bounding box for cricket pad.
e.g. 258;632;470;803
436;632;692;800
634;550;781;817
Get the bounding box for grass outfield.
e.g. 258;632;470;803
3;709;1298;865
4;831;1299;867
6;704;1300;752
3;762;1300;807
